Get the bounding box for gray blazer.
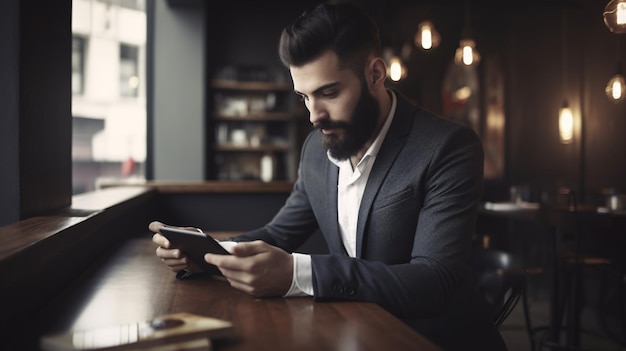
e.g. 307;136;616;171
235;91;506;350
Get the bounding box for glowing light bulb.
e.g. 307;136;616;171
388;57;406;82
463;46;473;65
605;73;626;102
604;0;626;33
454;39;480;67
612;81;622;99
422;28;433;50
414;21;440;51
559;104;574;144
618;2;626;24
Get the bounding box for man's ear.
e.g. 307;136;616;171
367;57;387;89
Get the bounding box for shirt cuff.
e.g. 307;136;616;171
284;253;313;297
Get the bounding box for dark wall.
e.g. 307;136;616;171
0;0;21;226
205;1;321;78
0;0;72;227
506;1;626;203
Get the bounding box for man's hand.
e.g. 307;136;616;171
149;220;201;273
204;240;293;297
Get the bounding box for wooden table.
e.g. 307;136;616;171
33;235;441;351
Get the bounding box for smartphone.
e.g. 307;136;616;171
159;226;230;276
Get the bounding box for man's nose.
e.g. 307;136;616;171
307;99;326;125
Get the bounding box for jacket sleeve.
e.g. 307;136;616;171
229;132;321;252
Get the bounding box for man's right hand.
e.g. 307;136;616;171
149;220;201;273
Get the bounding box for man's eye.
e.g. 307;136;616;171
321;91;337;98
297;94;308;102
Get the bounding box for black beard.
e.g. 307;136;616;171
316;85;380;160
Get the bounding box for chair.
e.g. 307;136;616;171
471;243;543;351
471;246;536;344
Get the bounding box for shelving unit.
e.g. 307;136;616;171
209;78;299;181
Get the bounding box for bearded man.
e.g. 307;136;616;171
151;2;506;350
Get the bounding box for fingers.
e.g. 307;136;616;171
155;244;181;259
152;233;171;248
229;240;268;257
155;245;190;272
148;221;164;233
150;220;194;273
161;258;188;272
203;241;293;297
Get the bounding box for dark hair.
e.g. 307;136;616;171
278;2;381;76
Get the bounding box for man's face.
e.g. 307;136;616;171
290;51;380;160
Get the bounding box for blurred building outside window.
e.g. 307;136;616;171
71;0;146;194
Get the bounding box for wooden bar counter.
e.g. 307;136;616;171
36;236;440;351
0;184;441;350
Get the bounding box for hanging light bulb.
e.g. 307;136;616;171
603;0;626;33
454;39;481;66
414;21;441;51
558;11;574;145
606;37;625;102
387;56;407;82
455;1;480;67
383;47;407;82
606;72;626;102
559;101;574;144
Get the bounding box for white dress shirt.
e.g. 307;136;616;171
284;90;397;296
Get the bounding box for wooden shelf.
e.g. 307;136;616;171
210;73;299;181
144;181;294;193
211;79;291;91
214;144;290;152
213;111;292;121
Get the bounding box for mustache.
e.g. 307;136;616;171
313;120;351;130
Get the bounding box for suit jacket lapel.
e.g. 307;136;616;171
355;93;414;257
325;156;347;254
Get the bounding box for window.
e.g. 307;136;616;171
120;44;139;98
72;0;146;194
72;36;85;95
97;0;145;11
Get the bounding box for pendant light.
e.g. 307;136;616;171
388;56;408;82
454;0;480;67
603;0;626;33
415;21;441;51
605;70;626;102
559;101;574;144
559;10;573;144
606;37;626;102
383;48;407;82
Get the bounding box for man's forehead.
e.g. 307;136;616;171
289;51;351;94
